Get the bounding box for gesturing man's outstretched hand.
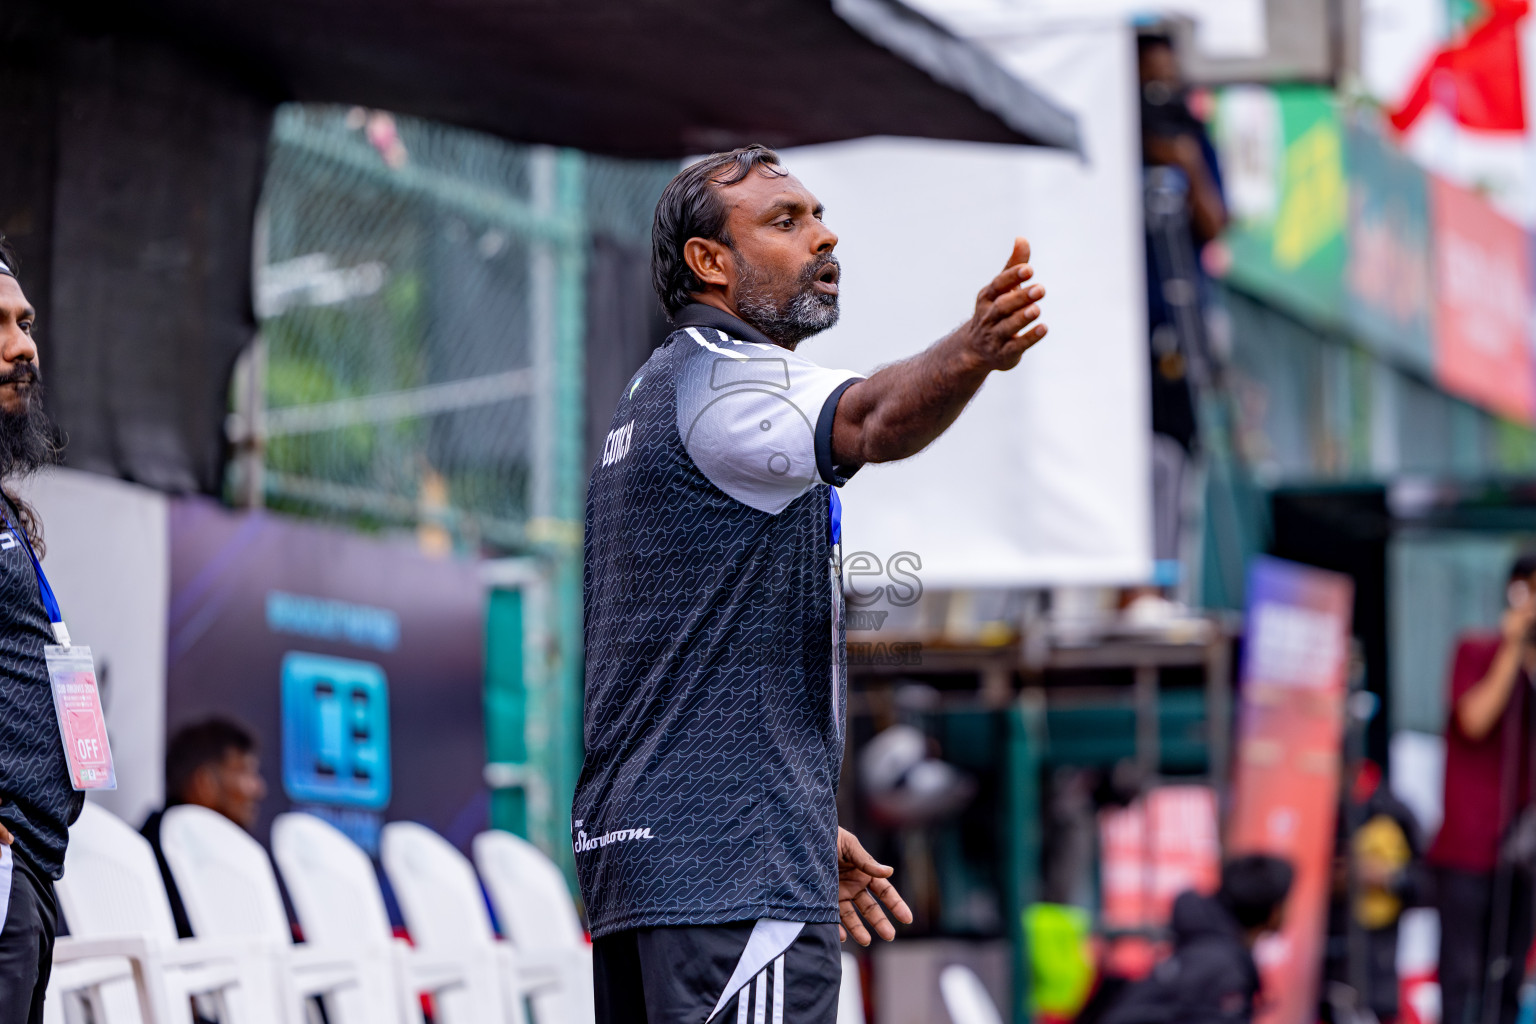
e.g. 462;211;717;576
962;237;1048;373
836;826;913;945
829;236;1050;467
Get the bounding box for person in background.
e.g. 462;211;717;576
140;718;267;938
1139;33;1227;250
0;235;76;1024
1101;855;1294;1024
1138;31;1227;587
1321;760;1429;1024
1431;554;1536;1024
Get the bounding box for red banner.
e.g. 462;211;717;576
1099;786;1222;978
1430;175;1534;422
1227;557;1354;1024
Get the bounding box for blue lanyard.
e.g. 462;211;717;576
0;506;67;646
829;489;842;547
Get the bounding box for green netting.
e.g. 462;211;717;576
240;103;675;552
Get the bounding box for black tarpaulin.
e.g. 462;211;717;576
0;23;271;494
47;38;271;492
833;0;1079;152
55;0;1079;158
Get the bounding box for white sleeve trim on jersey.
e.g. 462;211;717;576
678;329;863;514
685;326;751;361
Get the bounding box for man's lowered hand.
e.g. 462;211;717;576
837;827;912;945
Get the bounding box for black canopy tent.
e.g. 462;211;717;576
0;0;1078;494
48;0;1080;158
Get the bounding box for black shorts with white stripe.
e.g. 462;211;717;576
592;920;842;1024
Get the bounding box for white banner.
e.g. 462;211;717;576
782;19;1150;586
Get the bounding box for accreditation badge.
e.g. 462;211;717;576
44;644;117;791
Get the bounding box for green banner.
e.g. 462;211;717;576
1343;114;1435;373
1214;86;1347;324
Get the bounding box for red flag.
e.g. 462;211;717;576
1390;0;1528;133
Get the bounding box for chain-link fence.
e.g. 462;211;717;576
236;104;675;553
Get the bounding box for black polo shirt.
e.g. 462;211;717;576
0;500;81;880
574;305;861;936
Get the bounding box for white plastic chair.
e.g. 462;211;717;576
161;804;397;1024
472;830;594;1024
838;953;865;1024
53;801;263;1024
272;811;491;1024
44;953;137;1024
380;822;525;1024
939;964;1004;1024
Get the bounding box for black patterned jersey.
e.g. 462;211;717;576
575;304;861;937
0;498;81;879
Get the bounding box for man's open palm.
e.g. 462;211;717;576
837;827;912;945
964;237;1048;373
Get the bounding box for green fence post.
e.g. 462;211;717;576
512;145;586;886
485;587;529;836
547;147;588;886
1004;697;1044;1024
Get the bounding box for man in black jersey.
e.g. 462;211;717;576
578;147;1049;1024
0;236;75;1024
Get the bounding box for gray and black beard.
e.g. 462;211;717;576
0;366;62;482
733;252;840;349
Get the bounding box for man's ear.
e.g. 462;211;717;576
184;763;218;807
683;237;733;292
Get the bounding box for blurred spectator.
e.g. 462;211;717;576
140;718;267;938
1139;35;1227;251
1099;854;1294;1024
0;235;74;1024
1138;32;1227;584
1321;761;1429;1024
1430;554;1536;1024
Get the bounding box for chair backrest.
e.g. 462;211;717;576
383;823;513;1024
472;830;583;949
58;801;179;945
271;812;394;952
939;965;1003;1024
380;822;497;953
160;804;293;946
838;953;866;1024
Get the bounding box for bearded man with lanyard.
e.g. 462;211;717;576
577;146;1050;1023
0;239;93;1023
